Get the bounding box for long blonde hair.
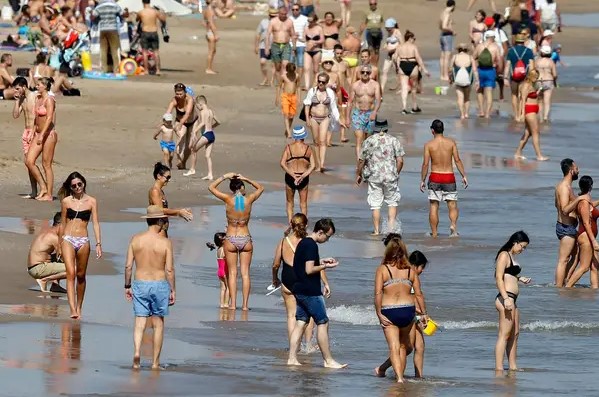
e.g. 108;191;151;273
382;238;411;270
526;69;539;85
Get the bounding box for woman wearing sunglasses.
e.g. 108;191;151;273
148;162;193;238
302;72;346;172
57;172;102;319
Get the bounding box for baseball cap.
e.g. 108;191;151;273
163;113;173;121
384;18;397;29
484;16;494;27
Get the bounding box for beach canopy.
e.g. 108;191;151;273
118;0;192;16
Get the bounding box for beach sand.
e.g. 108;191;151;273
0;0;597;393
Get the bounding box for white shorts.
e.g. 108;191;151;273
428;189;458;202
367;180;401;210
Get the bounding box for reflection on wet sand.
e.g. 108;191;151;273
5;303;63;318
219;308;248;322
464;152;539;172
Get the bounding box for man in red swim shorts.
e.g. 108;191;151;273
420;119;468;238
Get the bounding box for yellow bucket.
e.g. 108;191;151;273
81;51;92;72
422;318;438;336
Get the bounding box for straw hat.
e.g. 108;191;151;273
321;52;335;64
141;205;168;219
514;33;526;43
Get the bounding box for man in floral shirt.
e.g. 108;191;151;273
356;119;405;235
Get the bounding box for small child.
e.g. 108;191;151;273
275;62;299;138
184;95;220;179
207;232;229;308
153;113;175;168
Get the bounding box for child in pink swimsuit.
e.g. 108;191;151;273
207;232;229;308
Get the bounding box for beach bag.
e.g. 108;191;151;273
511;47;527;82
478;47;493;68
454;66;471;87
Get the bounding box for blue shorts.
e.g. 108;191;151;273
291;46;305;68
259;48;271;60
203;130;215;144
351;108;374;133
160;140;176;153
556;221;577;240
295;294;329;325
132;280;170;317
440;33;453;52
478;67;497;89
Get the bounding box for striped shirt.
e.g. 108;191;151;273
92;0;123;32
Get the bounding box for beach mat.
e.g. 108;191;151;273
0;45;35;51
82;71;127;80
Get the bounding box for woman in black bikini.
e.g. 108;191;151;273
166;83;198;169
272;213;319;351
321;12;342;50
393;31;429;115
209;173;264;310
57;172;102;319
469;10;486;45
303;13;324;91
148;162;193;238
280;126;316;221
494;231;531;372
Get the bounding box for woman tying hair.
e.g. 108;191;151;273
393;30;429;115
320;12;342;50
374;236;427;383
26;77;57;201
536;45;557;123
303;14;324;90
148;162;193;237
451;43;478;120
280;126;316;222
57;172;102;319
494;231;531;372
209;173;264;310
514;70;548;161
272;213;323;352
302;72;345;173
29;52;53;87
566;176;599;288
166;83;199;169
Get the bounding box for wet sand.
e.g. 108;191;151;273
0;0;598;394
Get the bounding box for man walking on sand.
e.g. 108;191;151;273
125;205;175;370
287;218;347;369
439;0;456;82
91;0;124;73
554;158;587;287
27;212;67;293
12;77;38;199
420;119;468;238
265;7;296;80
356;119;404;235
136;0;166;75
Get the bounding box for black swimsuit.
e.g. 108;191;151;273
66;208;91;221
284;145;310;191
496;253;521;308
176;107;198;127
280;238;296;290
306;33;322;57
399;57;418;76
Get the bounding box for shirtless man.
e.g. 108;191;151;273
27;212;67;293
420;119;468;238
346;64;382;160
204;0;218;74
473;30;501;118
554;158;587;287
439;0;456;82
0;54;15;100
12;77;38;198
351;48;379;84
184;95;220;179
137;0;166;75
341;26;361;69
125;205;175;370
265;7;296;79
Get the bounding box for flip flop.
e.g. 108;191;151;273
49;283;67;293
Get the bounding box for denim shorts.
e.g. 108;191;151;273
291;46;305;68
295;294;329;325
132;280;170;317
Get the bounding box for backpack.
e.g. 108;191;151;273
454;66;471;87
478;47;493;68
511;47;527;82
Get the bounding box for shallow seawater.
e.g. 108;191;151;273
562;13;599;29
1;87;599;396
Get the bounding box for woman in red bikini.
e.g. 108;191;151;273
567;176;599;288
208;173;264;310
514;70;548;161
26;77;57;201
57;172;102;319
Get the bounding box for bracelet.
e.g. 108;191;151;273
96;243;102;246
124;284;131;289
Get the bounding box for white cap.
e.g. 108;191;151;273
384;18;397;28
163;113;173;121
543;29;554;37
484;30;496;39
540;45;552;55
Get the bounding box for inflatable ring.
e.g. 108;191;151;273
119;58;138;76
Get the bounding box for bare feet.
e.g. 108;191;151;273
371;231;380;236
536;156;549;161
176;163;185;170
449;226;459;238
259;80;269;86
220;304;229;309
183;169;196;177
151;364;164;370
205;69;218;74
201;175;214;181
514;154;526;160
324;360;348;369
396;377;405;383
242;306;249;311
36;194;53;201
287;358;302;366
22;193;37;199
133;356;141;369
70;311;79;319
374;366;386;377
341;138;349;143
36;279;48;292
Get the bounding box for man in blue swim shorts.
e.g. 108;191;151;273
346;63;382;161
474;30;500;118
125;205;175;370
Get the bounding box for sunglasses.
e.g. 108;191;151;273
361;70;370;75
163;175;171;181
292;8;299;11
323;61;333;65
317;80;327;84
71;182;83;189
